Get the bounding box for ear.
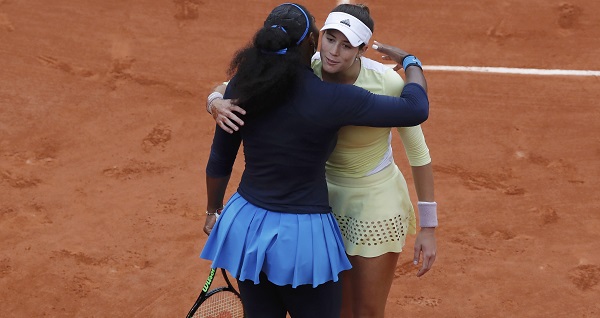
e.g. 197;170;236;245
309;31;318;47
358;45;368;57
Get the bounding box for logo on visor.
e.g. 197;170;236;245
340;19;351;27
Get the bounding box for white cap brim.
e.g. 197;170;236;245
320;24;363;47
320;12;372;47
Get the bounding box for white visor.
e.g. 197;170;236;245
320;12;372;47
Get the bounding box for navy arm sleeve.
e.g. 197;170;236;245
329;83;429;128
206;79;243;177
205;126;242;178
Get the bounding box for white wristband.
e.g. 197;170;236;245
207;92;223;115
417;201;438;228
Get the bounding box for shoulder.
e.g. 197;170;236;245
311;52;323;78
358;58;404;95
361;58;403;81
311;52;321;63
361;57;394;75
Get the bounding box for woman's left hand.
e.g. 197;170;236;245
413;227;437;277
212;98;246;134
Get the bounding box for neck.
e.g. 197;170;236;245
322;58;361;85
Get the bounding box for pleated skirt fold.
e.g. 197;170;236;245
200;192;352;288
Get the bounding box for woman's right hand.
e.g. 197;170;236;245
372;40;427;92
203;214;217;235
371;40;411;71
211;98;246;134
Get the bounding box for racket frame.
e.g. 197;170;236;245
185;268;243;318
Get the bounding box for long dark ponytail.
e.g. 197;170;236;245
227;3;314;115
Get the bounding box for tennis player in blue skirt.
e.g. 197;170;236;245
200;3;430;317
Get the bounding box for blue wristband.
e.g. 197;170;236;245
402;55;422;70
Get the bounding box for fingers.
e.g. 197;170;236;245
211;98;246;133
214;104;245;134
223;117;240;132
416;255;432;277
372;42;402;71
231;105;247;116
372;40;393;56
371;40;410;66
204;214;218;235
414;244;437;277
203;221;214;235
415;255;428;277
371;40;384;52
216;112;244;133
415;251;437;277
372;42;390;60
375;50;400;71
217;118;234;134
228;106;246;120
227;107;246;127
413;246;421;266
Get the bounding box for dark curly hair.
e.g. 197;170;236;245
227;3;316;115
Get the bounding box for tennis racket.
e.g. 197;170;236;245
185;268;245;318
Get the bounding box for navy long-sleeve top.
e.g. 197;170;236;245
206;67;428;214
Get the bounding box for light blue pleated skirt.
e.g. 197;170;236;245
200;192;351;288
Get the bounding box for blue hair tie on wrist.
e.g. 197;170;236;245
402;55;422;70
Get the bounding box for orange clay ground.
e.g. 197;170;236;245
1;0;599;317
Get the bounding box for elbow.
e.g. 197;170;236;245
414;100;429;125
402;86;429;125
421;106;430;123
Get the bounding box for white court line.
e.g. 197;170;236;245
386;65;600;77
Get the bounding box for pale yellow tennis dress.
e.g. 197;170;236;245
312;53;431;257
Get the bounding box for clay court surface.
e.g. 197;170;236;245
1;0;599;317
